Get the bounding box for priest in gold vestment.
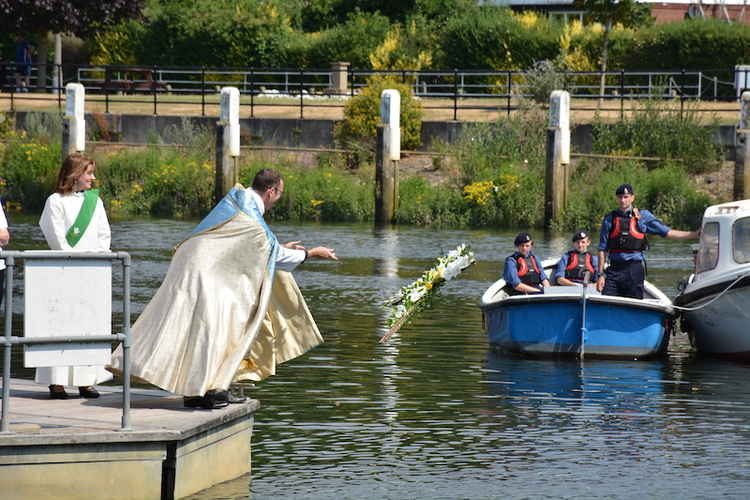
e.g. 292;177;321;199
110;169;337;408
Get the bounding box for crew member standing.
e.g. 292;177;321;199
503;232;551;295
596;184;699;299
553;230;599;286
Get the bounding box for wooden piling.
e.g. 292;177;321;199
544;127;566;226
214;123;237;203
375;126;397;224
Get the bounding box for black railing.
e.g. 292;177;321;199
1;63;747;120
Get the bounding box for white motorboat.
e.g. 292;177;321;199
675;199;750;359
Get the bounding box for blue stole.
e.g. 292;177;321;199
184;187;278;274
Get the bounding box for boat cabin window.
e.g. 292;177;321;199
695;222;720;273
732;217;750;264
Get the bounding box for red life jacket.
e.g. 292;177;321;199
607;210;647;252
515;253;541;286
565;251;595;282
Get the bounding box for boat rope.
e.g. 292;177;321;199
671;271;750;311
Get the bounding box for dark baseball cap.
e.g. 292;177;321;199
615;184;634;195
572;230;589;242
514;232;533;246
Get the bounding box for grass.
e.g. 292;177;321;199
0;91;742;124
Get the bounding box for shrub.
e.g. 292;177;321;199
335;77;422;156
523;60;568;104
96;145;214;218
559;161;710;231
451;107;547;186
439;7;561;70
591;99;723;174
299;11;392;69
396;177;468;226
138;0;294;67
0;137;60;212
240;162;373;222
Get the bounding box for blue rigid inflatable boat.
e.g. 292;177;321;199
480;259;674;359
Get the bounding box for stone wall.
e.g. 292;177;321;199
11;111;739;160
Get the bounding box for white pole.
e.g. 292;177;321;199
220;86;240;156
53;34;62;92
380;89;401;161
65;82;85;154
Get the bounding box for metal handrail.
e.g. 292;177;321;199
1;62;747;119
0;250;132;433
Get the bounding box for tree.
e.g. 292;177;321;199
0;0;145;90
574;0;653;103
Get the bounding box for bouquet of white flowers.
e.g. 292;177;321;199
380;244;476;343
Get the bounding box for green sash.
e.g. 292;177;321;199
65;189;99;248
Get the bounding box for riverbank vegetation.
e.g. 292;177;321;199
3;2;750;91
0;100;721;231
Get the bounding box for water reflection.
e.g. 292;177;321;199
5;217;750;499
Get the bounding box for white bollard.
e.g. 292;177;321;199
740;91;750;130
549;90;570;165
220;87;240;156
380;89;401;161
65;83;85;152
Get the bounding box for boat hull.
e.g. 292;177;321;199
677;279;750;359
483;298;670;359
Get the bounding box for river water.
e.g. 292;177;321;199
7;217;750;499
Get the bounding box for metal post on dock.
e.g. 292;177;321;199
121;252;132;431
1;255;14;433
375;89;401;225
735;91;750;200
545;90;570;227
0;251;133;434
214;87;241;204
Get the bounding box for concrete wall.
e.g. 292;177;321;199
11;111;738;159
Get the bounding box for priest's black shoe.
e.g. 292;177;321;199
79;386;100;399
210;389;248;404
49;385;68;399
183;393;229;410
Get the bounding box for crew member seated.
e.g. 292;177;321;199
503;232;551;296
553;230;599;286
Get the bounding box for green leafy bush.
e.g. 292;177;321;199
335;77;422;154
439;7;561;70
559;161;710;231
96;145;214;218
591;99;723;174
240;162;373;222
0;137;60;212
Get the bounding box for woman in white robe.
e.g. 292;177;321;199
37;153;113;399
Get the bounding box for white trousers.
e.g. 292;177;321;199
35;366;113;387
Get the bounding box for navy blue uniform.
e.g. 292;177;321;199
598;209;670;299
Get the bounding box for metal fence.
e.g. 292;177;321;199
1;62;748;120
0;251;133;433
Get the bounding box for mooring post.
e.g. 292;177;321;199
62;83;86;159
735;91;750;200
214;87;240;204
544;90;570;226
375;89;401;225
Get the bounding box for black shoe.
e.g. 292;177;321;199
183;393;229;410
49;385;68;400
210;389;247;404
183;396;205;408
79;386;100;399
